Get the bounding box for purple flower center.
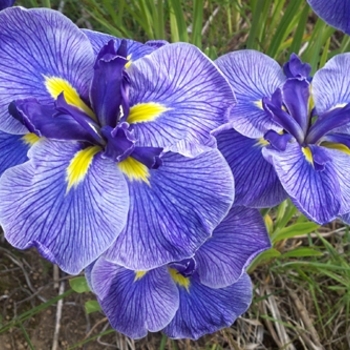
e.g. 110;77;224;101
9;40;162;168
262;74;350;152
168;258;197;277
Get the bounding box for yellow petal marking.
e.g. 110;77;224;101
322;142;350;155
134;270;147;281
255;138;269;147
125;54;132;69
127;102;169;124
43;76;96;120
169;268;190;292
254;100;263;109
302;146;313;165
66;146;101;192
118;156;150;185
22;133;40;146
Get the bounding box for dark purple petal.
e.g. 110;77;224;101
262;143;341;224
282;78;310;134
90;40;128;127
0;0;14;10
216;128;287;208
131;146;163;169
145;40;169;49
283;53;311;79
196;206;270;288
169;258;197;278
9;98;101;145
101;123;136;162
306;103;350;144
264;130;293;151
322;133;350;148
263;93;304;143
90;259;178;339
307;0;350;34
163;273;252;340
215;50;285;138
55;93;105;145
0;140;129;274
0;7;94;134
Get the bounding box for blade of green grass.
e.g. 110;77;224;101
169;0;189;42
288;3;310;56
267;0;303;59
192;0;204;48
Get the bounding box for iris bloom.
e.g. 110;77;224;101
0;7;235;274
215;50;350;224
307;0;350;34
86;206;271;339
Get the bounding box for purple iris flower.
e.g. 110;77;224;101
215;50;350;225
307;0;350;34
0;0;14;11
86;206;271;339
0;7;235;274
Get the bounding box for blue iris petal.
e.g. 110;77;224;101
90;40;129;128
306;103;350;144
281;78;310;135
263;89;305;143
101;123;135;162
283;53;312;80
9;96;104;145
307;0;350;34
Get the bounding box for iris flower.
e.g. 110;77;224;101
86;206;271;339
0;7;235;274
215;50;350;224
307;0;350;34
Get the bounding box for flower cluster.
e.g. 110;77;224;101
2;0;350;341
0;6;271;339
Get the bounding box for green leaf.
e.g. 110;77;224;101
281;247;322;259
85;300;101;314
272;222;319;243
248;248;281;272
69;276;90;294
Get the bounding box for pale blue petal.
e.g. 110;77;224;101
0;140;129;274
215;50;284;138
0;7;94;134
105;148;234;270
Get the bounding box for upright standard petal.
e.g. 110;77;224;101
82;29;154;60
126;43;235;147
216;128;287;208
312;53;350;115
163;273;252;340
195;206;270;288
105;148;234;270
0;140;129;274
0;130;31;177
215;50;285;138
307;0;350;34
0;7;94;134
263;143;340;224
89;258;179;339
